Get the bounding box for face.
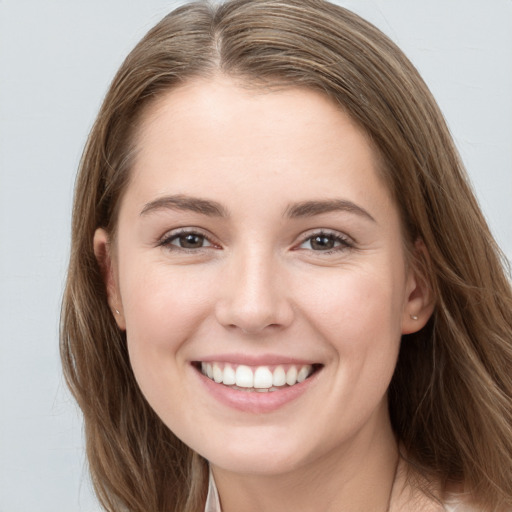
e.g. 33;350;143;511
95;76;430;477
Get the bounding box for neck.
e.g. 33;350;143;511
211;407;399;512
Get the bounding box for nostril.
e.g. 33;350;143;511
214;271;294;333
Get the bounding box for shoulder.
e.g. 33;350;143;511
389;456;492;512
390;456;444;511
443;495;512;512
443;498;481;511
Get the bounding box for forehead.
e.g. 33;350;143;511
122;76;393;219
136;78;377;162
139;76;367;142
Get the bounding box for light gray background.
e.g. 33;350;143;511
1;1;511;511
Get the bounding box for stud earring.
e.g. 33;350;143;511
115;309;121;315
410;314;418;320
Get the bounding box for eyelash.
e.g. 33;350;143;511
157;228;354;254
158;228;217;252
296;230;354;255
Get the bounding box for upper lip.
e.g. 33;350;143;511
193;353;320;366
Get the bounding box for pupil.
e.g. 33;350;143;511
181;234;203;248
311;235;334;250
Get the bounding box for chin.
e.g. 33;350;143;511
196;427;321;476
208;451;303;476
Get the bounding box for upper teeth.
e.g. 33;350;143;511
201;362;314;389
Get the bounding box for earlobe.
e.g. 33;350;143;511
93;228;126;330
401;239;435;335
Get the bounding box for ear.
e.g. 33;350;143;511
401;239;435;335
93;228;126;331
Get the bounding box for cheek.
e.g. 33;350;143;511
122;263;212;343
293;263;406;409
119;264;218;434
119;262;217;397
296;264;406;346
303;269;404;422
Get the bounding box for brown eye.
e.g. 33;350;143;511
310;235;336;250
177;233;206;249
161;231;213;250
298;231;351;252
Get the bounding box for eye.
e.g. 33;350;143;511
298;231;352;252
159;229;214;250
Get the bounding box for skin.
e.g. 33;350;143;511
94;76;433;512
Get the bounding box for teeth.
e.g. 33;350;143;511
254;367;273;388
286;366;297;386
297;365;311;383
200;362;315;390
272;366;286;387
223;364;236;385
235;365;254;388
212;363;223;383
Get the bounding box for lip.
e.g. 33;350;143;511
197;353;317;367
192;359;322;414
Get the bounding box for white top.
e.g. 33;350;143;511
443;501;482;512
203;467;483;512
204;471;222;512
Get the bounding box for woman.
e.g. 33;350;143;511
60;1;512;511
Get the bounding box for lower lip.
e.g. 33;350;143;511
194;366;320;414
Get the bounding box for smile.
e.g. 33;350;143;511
199;362;318;391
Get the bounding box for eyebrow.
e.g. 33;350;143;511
285;199;376;222
140;194;375;223
140;194;228;217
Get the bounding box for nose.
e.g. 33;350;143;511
214;248;294;334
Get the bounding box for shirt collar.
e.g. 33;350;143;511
204;469;222;512
204;456;448;512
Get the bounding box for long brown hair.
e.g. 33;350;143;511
61;1;512;510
